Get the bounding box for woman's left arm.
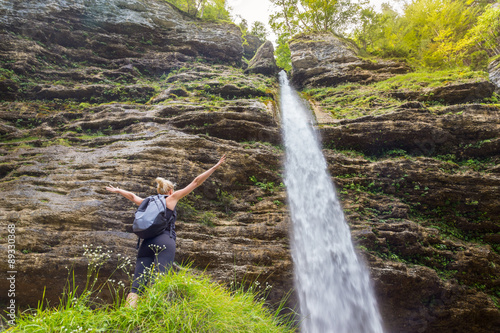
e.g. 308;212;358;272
106;185;144;205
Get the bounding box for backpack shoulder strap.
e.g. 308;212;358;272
156;194;168;215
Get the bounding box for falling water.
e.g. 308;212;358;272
279;71;384;333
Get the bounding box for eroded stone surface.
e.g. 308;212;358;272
0;1;499;331
290;32;410;88
245;41;278;76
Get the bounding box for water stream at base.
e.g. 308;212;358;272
279;71;384;333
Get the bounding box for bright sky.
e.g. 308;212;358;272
227;0;404;43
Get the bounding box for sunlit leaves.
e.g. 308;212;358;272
165;0;230;21
352;0;496;69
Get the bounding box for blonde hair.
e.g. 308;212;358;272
155;177;175;194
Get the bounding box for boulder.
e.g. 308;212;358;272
243;34;264;59
289;32;410;87
244;41;279;76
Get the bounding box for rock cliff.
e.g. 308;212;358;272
0;2;499;333
289;32;411;88
292;33;500;332
0;0;291;313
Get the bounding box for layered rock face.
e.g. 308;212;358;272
0;0;292;311
1;1;499;332
292;33;500;332
289;32;411;88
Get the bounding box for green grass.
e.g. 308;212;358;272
303;68;489;120
8;267;295;332
303;82;399;120
373;68;487;91
0;136;39;144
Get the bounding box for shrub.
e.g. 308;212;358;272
469;50;489;71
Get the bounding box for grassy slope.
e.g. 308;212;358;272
8;267;294;332
302;68;495;120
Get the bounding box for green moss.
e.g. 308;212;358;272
1;136;38;144
374;68;487;91
304;68;489;121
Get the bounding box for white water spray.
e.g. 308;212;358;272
279;72;384;333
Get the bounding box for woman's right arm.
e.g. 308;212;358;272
167;155;226;209
106;185;144;205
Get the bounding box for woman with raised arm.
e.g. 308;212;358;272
106;154;226;308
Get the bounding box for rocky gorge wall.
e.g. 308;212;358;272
0;1;499;333
290;33;500;332
0;0;291;315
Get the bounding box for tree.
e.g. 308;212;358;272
249;21;268;41
457;3;500;58
269;0;365;37
269;0;366;71
353;6;378;52
269;0;301;37
166;0;230;21
398;0;483;67
351;0;493;68
201;0;231;21
275;32;293;72
352;3;409;58
299;0;366;33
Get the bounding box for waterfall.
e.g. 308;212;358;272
279;71;384;333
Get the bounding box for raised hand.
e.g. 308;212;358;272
214;154;226;169
105;184;120;193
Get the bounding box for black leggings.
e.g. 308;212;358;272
130;231;176;294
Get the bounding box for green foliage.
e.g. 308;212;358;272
268;0;498;68
470;50;489;71
165;0;230;22
456;3;500;60
249;21;268;41
200;211;216;227
353;4;409;58
351;0;498;68
269;0;364;36
216;189;234;214
249;176;279;193
275;32;292;72
176;199;199;219
303;67;487;119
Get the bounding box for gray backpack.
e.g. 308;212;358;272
133;195;177;247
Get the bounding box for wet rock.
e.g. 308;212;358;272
244;41;278;76
370;260;500;333
33;84;156;103
0;79;19;100
0;0;243;66
152;86;190;103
